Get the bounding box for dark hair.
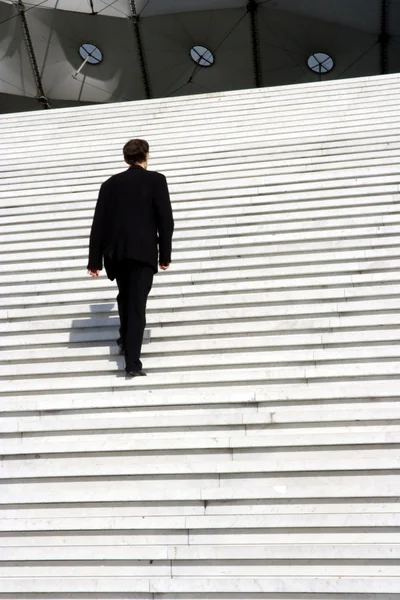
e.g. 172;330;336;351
123;139;149;165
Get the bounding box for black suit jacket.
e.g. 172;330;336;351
87;165;174;280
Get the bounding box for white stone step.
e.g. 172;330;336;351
1;531;398;549
2;475;400;507
2;403;399;434
206;500;400;515
0;380;396;414
2;513;400;533
5;417;392;446
2;454;399;480
2;428;399;456
1;543;398;561
2;575;399;594
2;415;395;440
1;498;397;518
6;449;384;473
0;393;397;419
5;565;396;578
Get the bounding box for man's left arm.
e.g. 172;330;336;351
153;174;174;268
87;182;108;275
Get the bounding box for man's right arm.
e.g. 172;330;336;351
153;174;174;267
87;182;108;272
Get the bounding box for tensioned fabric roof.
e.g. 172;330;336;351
0;0;399;112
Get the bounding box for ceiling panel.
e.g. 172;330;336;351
16;0;246;19
142;7;253;98
258;2;380;86
137;0;247;17
0;3;37;98
267;0;381;34
25;7;146;102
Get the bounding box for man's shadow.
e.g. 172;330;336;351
69;302;151;376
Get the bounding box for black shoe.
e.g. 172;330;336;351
116;339;125;355
125;370;147;378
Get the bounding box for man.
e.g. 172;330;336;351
87;139;174;377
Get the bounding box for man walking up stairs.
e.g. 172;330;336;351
87;138;174;377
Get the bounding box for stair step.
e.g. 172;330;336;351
2;428;399;456
2;454;399;480
1;575;399;594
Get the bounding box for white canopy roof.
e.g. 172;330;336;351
0;0;399;112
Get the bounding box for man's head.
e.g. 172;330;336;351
123;139;149;168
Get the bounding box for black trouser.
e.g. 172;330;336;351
115;260;154;372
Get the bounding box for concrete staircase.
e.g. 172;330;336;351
1;74;400;597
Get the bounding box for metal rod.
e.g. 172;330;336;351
247;0;262;88
379;0;389;74
73;55;91;78
129;0;152;99
15;0;51;109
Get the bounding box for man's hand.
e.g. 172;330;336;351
159;263;170;271
88;269;100;277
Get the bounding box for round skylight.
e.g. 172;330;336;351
307;53;334;74
190;45;214;67
79;43;103;65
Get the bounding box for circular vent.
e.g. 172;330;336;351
79;43;103;65
307;52;334;74
190;45;214;67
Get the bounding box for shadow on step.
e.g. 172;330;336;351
68;302;151;375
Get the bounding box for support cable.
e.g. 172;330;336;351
88;0;96;15
379;0;389;74
15;0;51;108
247;0;262;88
129;0;152;99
